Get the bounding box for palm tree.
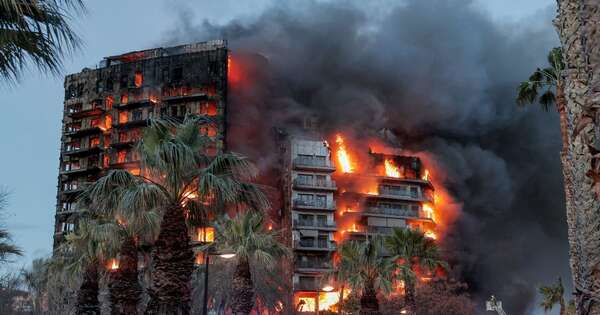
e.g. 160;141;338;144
0;189;21;265
21;257;50;313
62;218;113;315
517;47;567;147
384;228;447;315
209;211;288;315
540;278;566;315
86;116;268;314
79;170;161;315
336;237;394;315
555;2;600;313
0;0;84;83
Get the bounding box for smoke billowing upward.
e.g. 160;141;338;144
164;1;567;313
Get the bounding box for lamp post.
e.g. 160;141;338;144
201;250;236;315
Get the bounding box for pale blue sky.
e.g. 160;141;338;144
0;0;556;312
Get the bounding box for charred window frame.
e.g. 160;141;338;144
106;78;114;91
120;75;128;89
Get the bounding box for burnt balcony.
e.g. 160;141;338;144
67;106;104;119
293;220;336;231
294;240;336;251
293;199;336;211
62;145;102;157
293;157;336;172
60;163;101;175
292;178;337;191
374;189;433;203
64;126;103;137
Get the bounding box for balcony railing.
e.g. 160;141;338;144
293;178;336;190
295;260;332;270
293;157;335;170
293;220;336;229
364;207;419;218
294;240;336;251
295;279;320;291
293;199;336;210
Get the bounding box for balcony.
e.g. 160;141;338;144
64;126;103;137
294;240;336;251
67;106;104;119
293;220;336;231
293;157;335;172
373;190;433;203
63;146;102;157
295;260;332;272
293;199;336;211
292;178;337;191
60;163;101;175
364;207;418;218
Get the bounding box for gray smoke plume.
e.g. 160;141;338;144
163;1;568;313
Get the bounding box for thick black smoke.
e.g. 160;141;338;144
163;1;568;313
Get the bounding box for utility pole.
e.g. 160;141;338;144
486;295;507;315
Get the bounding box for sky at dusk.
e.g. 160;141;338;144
0;0;557;313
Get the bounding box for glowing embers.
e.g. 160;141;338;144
197;226;215;243
384;159;401;178
335;134;354;173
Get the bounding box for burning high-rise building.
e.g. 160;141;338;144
53;40;228;248
280;133;439;314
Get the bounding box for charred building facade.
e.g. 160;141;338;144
280;135;437;314
54;40;228;248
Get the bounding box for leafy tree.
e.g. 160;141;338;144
0;0;84;83
21;257;50;313
209;211;288;315
384;228;447;315
337;237;394;315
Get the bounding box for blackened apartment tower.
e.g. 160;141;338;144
54;40;228;248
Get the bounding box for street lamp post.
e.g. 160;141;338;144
201;250;236;315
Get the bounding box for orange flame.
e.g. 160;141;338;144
422;169;430;181
335;135;354;173
108;258;119;270
424;231;437;240
384;159;401;178
422;204;435;221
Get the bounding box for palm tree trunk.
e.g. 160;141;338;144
76;263;100;315
556;1;600;314
404;281;417;315
231;257;255;315
359;281;381;315
109;236;141;315
561;298;567;315
144;204;194;315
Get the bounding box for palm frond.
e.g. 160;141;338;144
0;0;84;82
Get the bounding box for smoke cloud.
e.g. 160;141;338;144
163;1;568;313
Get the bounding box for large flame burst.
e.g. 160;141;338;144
335;134;354;173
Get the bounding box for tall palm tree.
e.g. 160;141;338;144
517;47;567;147
79;170;161;315
62;218;113;315
209;211;289;315
88;116;268;314
555;2;600;314
384;228;447;315
540;278;567;315
0;0;84;82
337;237;394;315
